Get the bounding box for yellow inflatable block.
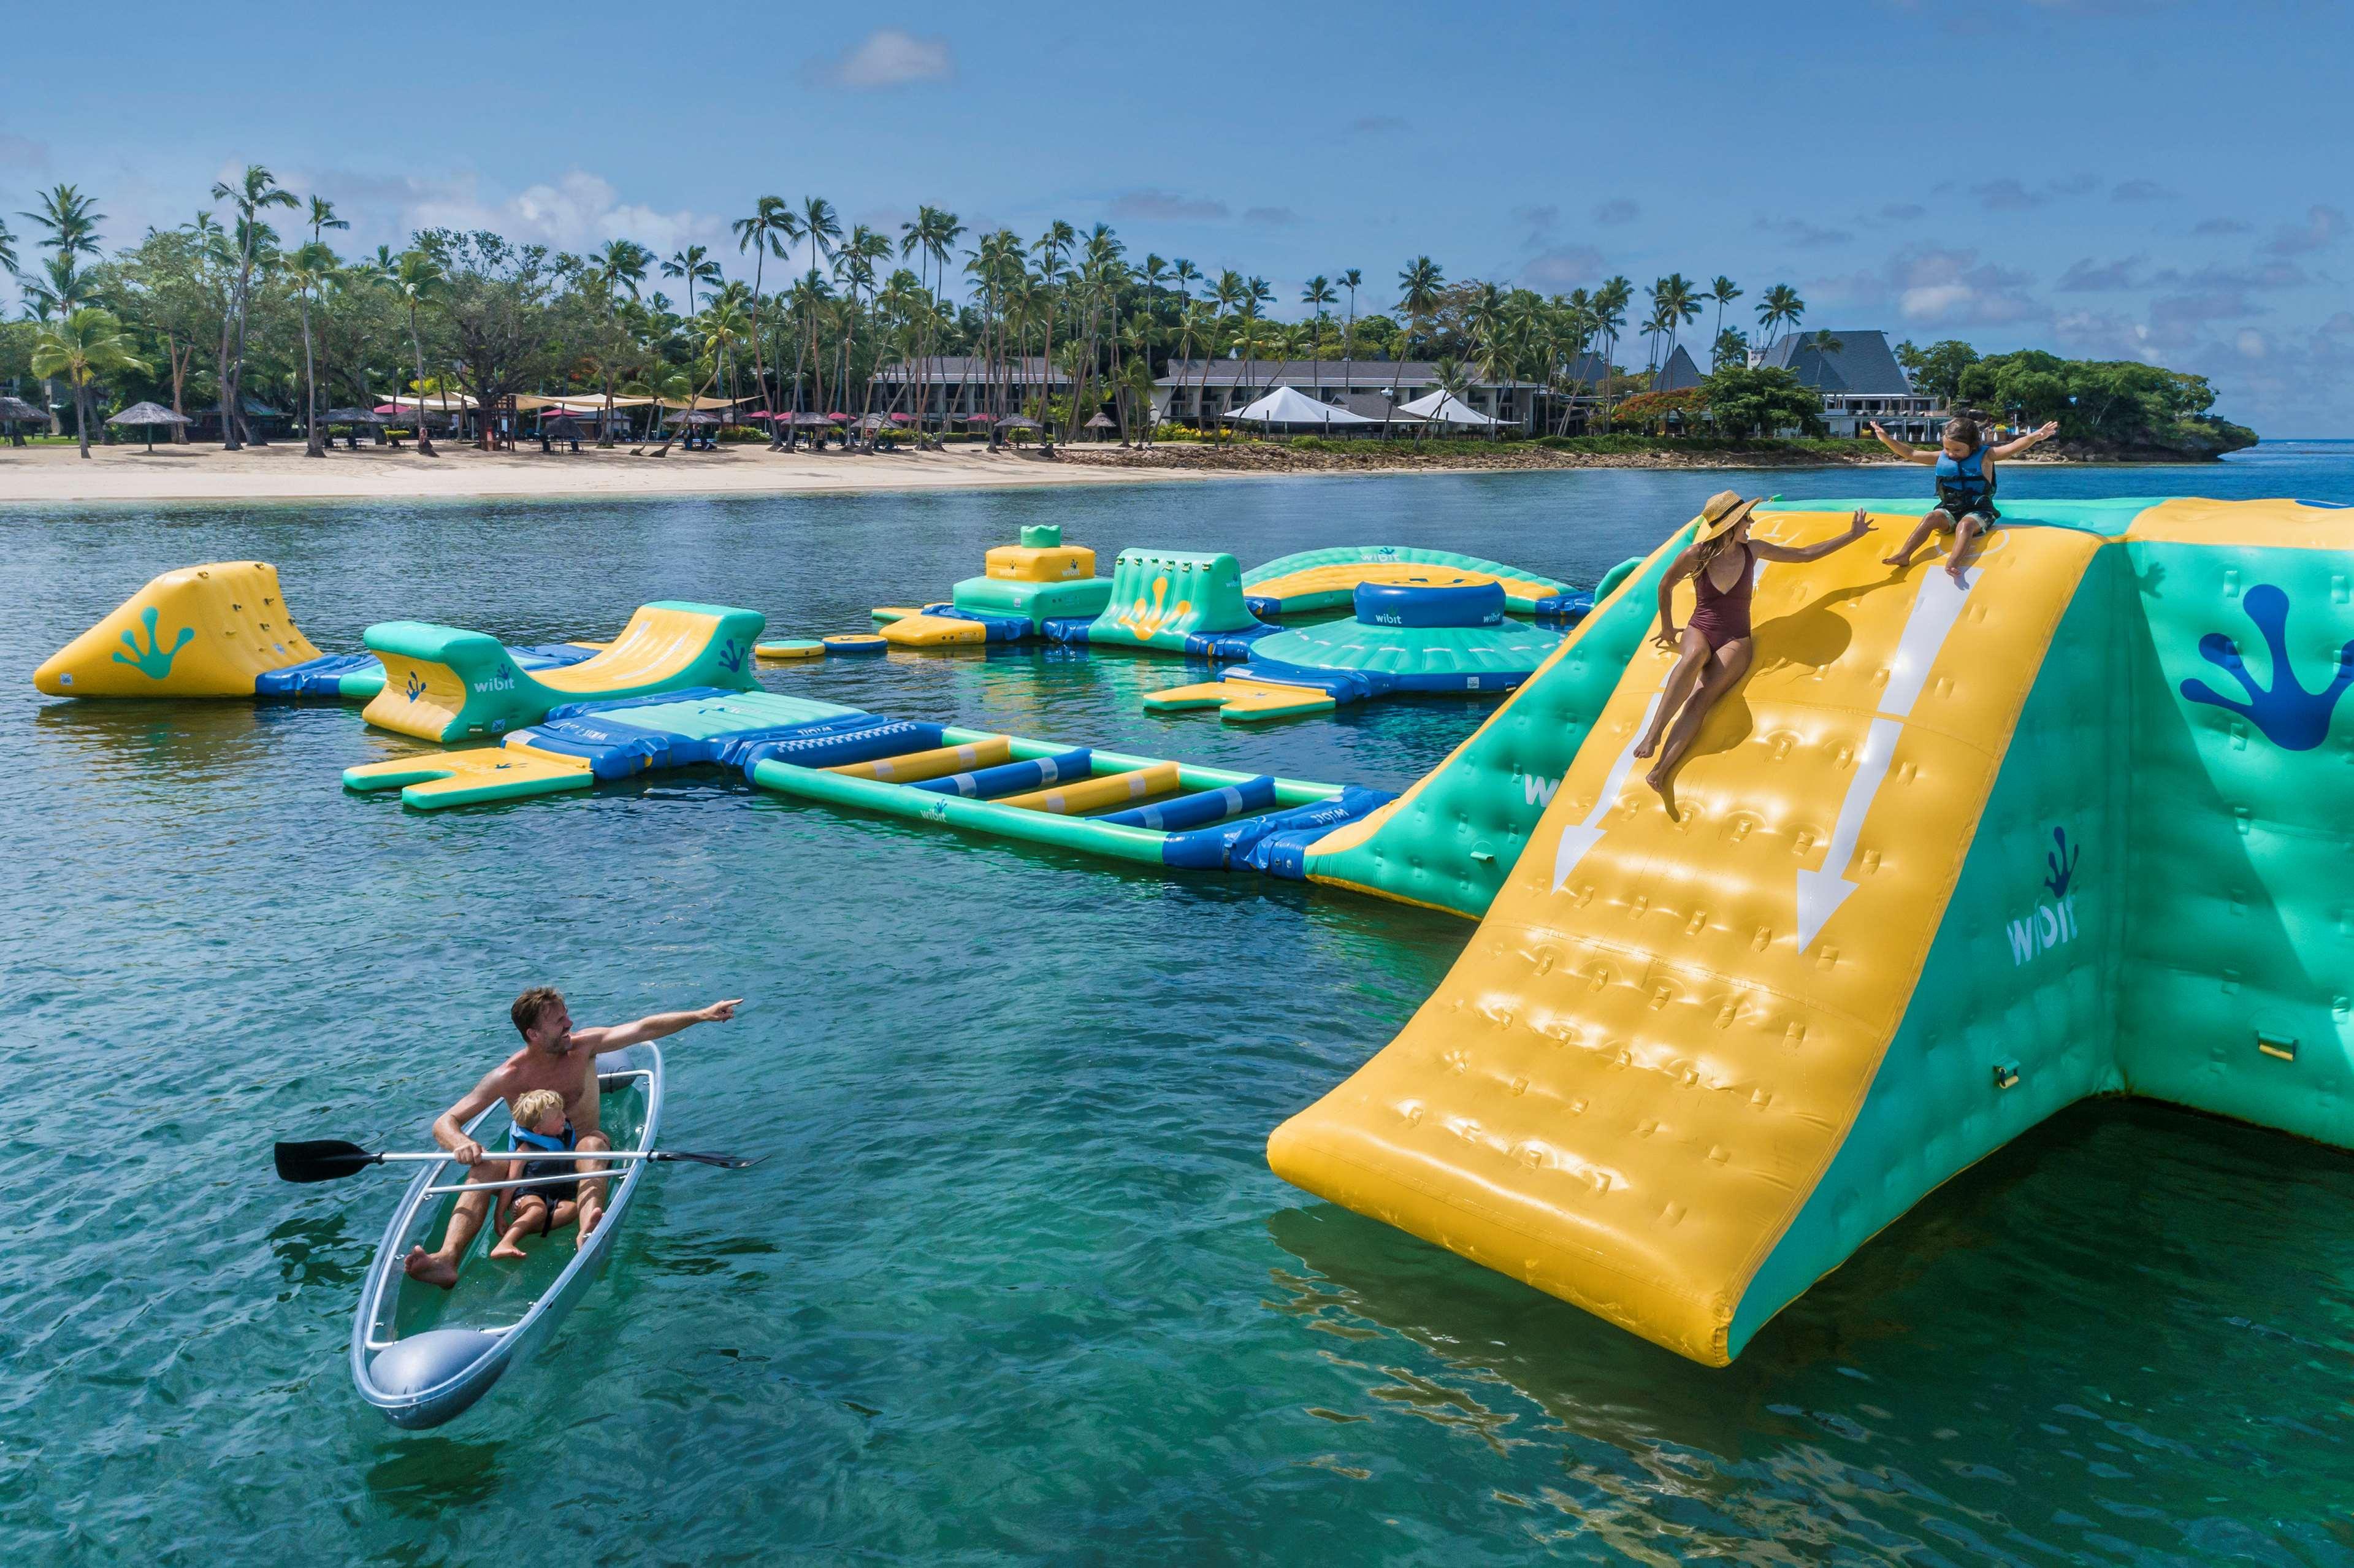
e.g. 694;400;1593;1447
1267;516;2098;1365
1248;562;1558;608
1142;679;1338;723
830;737;1012;783
34;561;323;697
986;543;1096;583
995;760;1182;814
881;613;988;648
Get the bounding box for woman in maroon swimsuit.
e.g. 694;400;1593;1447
1634;491;1877;792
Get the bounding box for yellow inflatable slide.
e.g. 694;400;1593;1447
1270;509;2103;1364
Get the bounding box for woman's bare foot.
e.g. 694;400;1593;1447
1633;732;1661;761
1645;763;1668;792
575;1201;604;1249
403;1245;459;1289
1882;552;1912;567
489;1237;527;1261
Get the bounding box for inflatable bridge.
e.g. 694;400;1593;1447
1271;495;2354;1365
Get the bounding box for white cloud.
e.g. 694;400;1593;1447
2263;204;2346;257
391;169;722;262
1522;244;1605;290
822;29;954;90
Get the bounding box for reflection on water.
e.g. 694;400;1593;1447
3;462;2352;1564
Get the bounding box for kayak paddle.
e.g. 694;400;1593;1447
273;1139;758;1184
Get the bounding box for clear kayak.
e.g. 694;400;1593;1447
349;1044;664;1429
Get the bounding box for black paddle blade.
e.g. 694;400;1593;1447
648;1150;763;1170
274;1139;382;1184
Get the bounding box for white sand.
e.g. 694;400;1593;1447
0;440;1224;505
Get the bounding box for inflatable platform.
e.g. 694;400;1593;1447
31;562;599;702
1270;495;2354;1366
343;688;866;809
1144;579;1563;722
879;526;1117;648
1242;545;1643;622
359;601;764;742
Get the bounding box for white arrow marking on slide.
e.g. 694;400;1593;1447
1794;562;1978;950
1551;689;1664;892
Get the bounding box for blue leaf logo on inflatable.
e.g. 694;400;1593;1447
405;670;428;703
110;606;194;679
719;638;746;675
2043;825;2080;900
2180;584;2353;751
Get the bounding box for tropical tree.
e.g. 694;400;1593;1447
32;307;147;457
416;229;574;450
1301;274;1336;396
1756;283;1805;346
20;183;109;435
386;249;445;454
795;197;842;420
1707;275;1742;346
112;226;216;440
1389;255;1445;438
1592;275;1632;423
584;239;654;446
652;299;752;457
209;166;297;447
662;244;719;316
1702;364;1826;440
732;196;797;442
1337;267;1362;403
283;238;340;456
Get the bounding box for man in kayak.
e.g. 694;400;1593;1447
402;987;741;1288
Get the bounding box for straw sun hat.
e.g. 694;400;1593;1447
1691;489;1762;543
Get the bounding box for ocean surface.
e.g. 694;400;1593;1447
4;446;2352;1566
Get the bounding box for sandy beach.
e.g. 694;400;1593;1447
0;439;1250;505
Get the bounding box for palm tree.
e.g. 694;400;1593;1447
0;215;15;280
1707;275;1742;350
384;250;443;456
1807;328;1846;362
793;197;842;423
1338;267;1362;408
920;208;965;445
1656;273;1701;383
732;196;798;442
652;299;752;457
208;166;296;448
32;307;147;459
1301;275;1336;398
1756;283;1805;348
837;224;891;441
1592;275;1631;425
662;244;719;316
307;196;349;250
1388;256;1444;440
1030;222;1073;453
586;239;654;445
285;239;340;457
20;183;109;437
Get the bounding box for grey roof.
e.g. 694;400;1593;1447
1756;330;1914;396
1157;359;1546;389
874;356;1070;385
1654;345;1705;392
109;401;189;425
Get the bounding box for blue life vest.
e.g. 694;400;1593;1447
1934;444;1993;508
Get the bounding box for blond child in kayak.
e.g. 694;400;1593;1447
488;1090;581;1258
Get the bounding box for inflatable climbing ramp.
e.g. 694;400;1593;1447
1271;497;2354;1365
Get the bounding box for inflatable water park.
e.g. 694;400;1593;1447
37;494;2354;1373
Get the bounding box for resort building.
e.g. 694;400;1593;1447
1750;330;1947;439
1153;360;1554;433
871;357;1074;424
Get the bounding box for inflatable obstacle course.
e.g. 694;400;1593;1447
1271;495;2354;1366
879;525;1117;647
1242;545;1616;621
1145;579;1564;723
359;602;764;741
749;721;1393;876
1080;548;1266;654
343;687;868;809
31;562;600;703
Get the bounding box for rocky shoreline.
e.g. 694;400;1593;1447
1051;441;2240;476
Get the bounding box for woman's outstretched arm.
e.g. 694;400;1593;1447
1751;508;1878;564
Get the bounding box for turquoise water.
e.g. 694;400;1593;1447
5;450;2353;1565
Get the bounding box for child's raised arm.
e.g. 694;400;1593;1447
1868;422;1936;464
1990;420;2060;459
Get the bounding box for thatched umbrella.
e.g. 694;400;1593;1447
107;400;191;453
1083;411;1117;441
323;407;388;423
0;393;43;446
993;414;1041;430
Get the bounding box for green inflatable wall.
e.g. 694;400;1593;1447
1087;549;1257;651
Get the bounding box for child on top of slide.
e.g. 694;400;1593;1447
1870;413;2058;584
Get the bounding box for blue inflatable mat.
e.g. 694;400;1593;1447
254;651;380;697
1530;591;1597;622
911;748;1091;798
1184;624;1282;661
523;711;681;779
933;607;1036;642
1160;785;1396;871
1097;775;1277;830
735;720;947;776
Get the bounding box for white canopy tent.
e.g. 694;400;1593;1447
1394;389;1500;427
1225;385;1377;429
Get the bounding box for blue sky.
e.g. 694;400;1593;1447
6;0;2348;432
